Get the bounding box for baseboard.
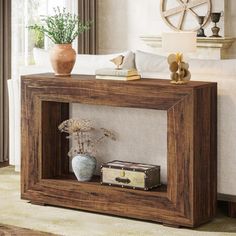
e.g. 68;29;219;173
218;193;236;203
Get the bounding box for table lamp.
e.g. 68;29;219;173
162;32;197;84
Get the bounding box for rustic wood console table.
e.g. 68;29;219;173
21;73;217;228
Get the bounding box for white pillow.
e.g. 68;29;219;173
135;50;169;74
74;51;135;75
140;71;169;80
33;48;135;75
189;59;236;76
33;48;51;66
19;65;53;76
136;50;236;77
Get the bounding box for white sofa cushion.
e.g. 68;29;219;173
33;48;135;75
135;50;168;74
33;48;51;66
136;50;236;77
74;51;135;75
190;59;236;76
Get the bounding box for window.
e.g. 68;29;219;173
12;0;78;79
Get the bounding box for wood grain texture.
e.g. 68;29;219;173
21;73;217;228
228;202;236;218
218;193;236;203
41;102;69;179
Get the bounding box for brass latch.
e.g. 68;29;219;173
120;170;125;177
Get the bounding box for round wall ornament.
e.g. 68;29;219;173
160;0;212;31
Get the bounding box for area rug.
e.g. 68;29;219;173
0;166;236;236
0;223;57;235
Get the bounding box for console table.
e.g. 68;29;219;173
21;73;217;228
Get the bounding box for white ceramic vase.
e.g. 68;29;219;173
72;154;97;182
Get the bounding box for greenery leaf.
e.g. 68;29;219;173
28;7;92;44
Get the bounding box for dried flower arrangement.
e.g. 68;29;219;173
58;119;116;157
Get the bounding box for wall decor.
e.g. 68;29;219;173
197;16;207;37
210;12;223;37
160;0;212;31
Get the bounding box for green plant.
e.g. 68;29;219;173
28;7;91;44
32;28;44;48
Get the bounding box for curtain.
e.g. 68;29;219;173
0;0;11;163
10;0;79;170
78;0;97;54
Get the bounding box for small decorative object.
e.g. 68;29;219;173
71;154;97;182
58;119;116;182
101;160;161;191
110;55;125;70
210;12;223;38
197;16;207;37
28;7;91;76
167;54;191;84
162;32;196;85
160;0;212;31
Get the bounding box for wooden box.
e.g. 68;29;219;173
101;160;161;190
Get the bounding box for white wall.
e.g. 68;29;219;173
97;0;234;56
72;104;168;183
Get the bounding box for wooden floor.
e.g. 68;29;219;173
0;224;58;236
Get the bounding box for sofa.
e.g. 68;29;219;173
8;49;236;200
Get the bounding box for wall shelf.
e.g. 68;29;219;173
140;35;236;59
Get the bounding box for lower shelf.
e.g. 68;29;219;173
51;173;167;197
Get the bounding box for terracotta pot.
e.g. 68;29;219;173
50;44;76;76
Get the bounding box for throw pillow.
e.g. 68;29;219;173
135;50;169;73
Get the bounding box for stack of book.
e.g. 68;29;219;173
95;68;140;81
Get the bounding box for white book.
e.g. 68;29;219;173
95;68;139;77
96;75;141;81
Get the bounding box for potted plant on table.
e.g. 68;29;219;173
28;7;91;76
58;119;116;182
